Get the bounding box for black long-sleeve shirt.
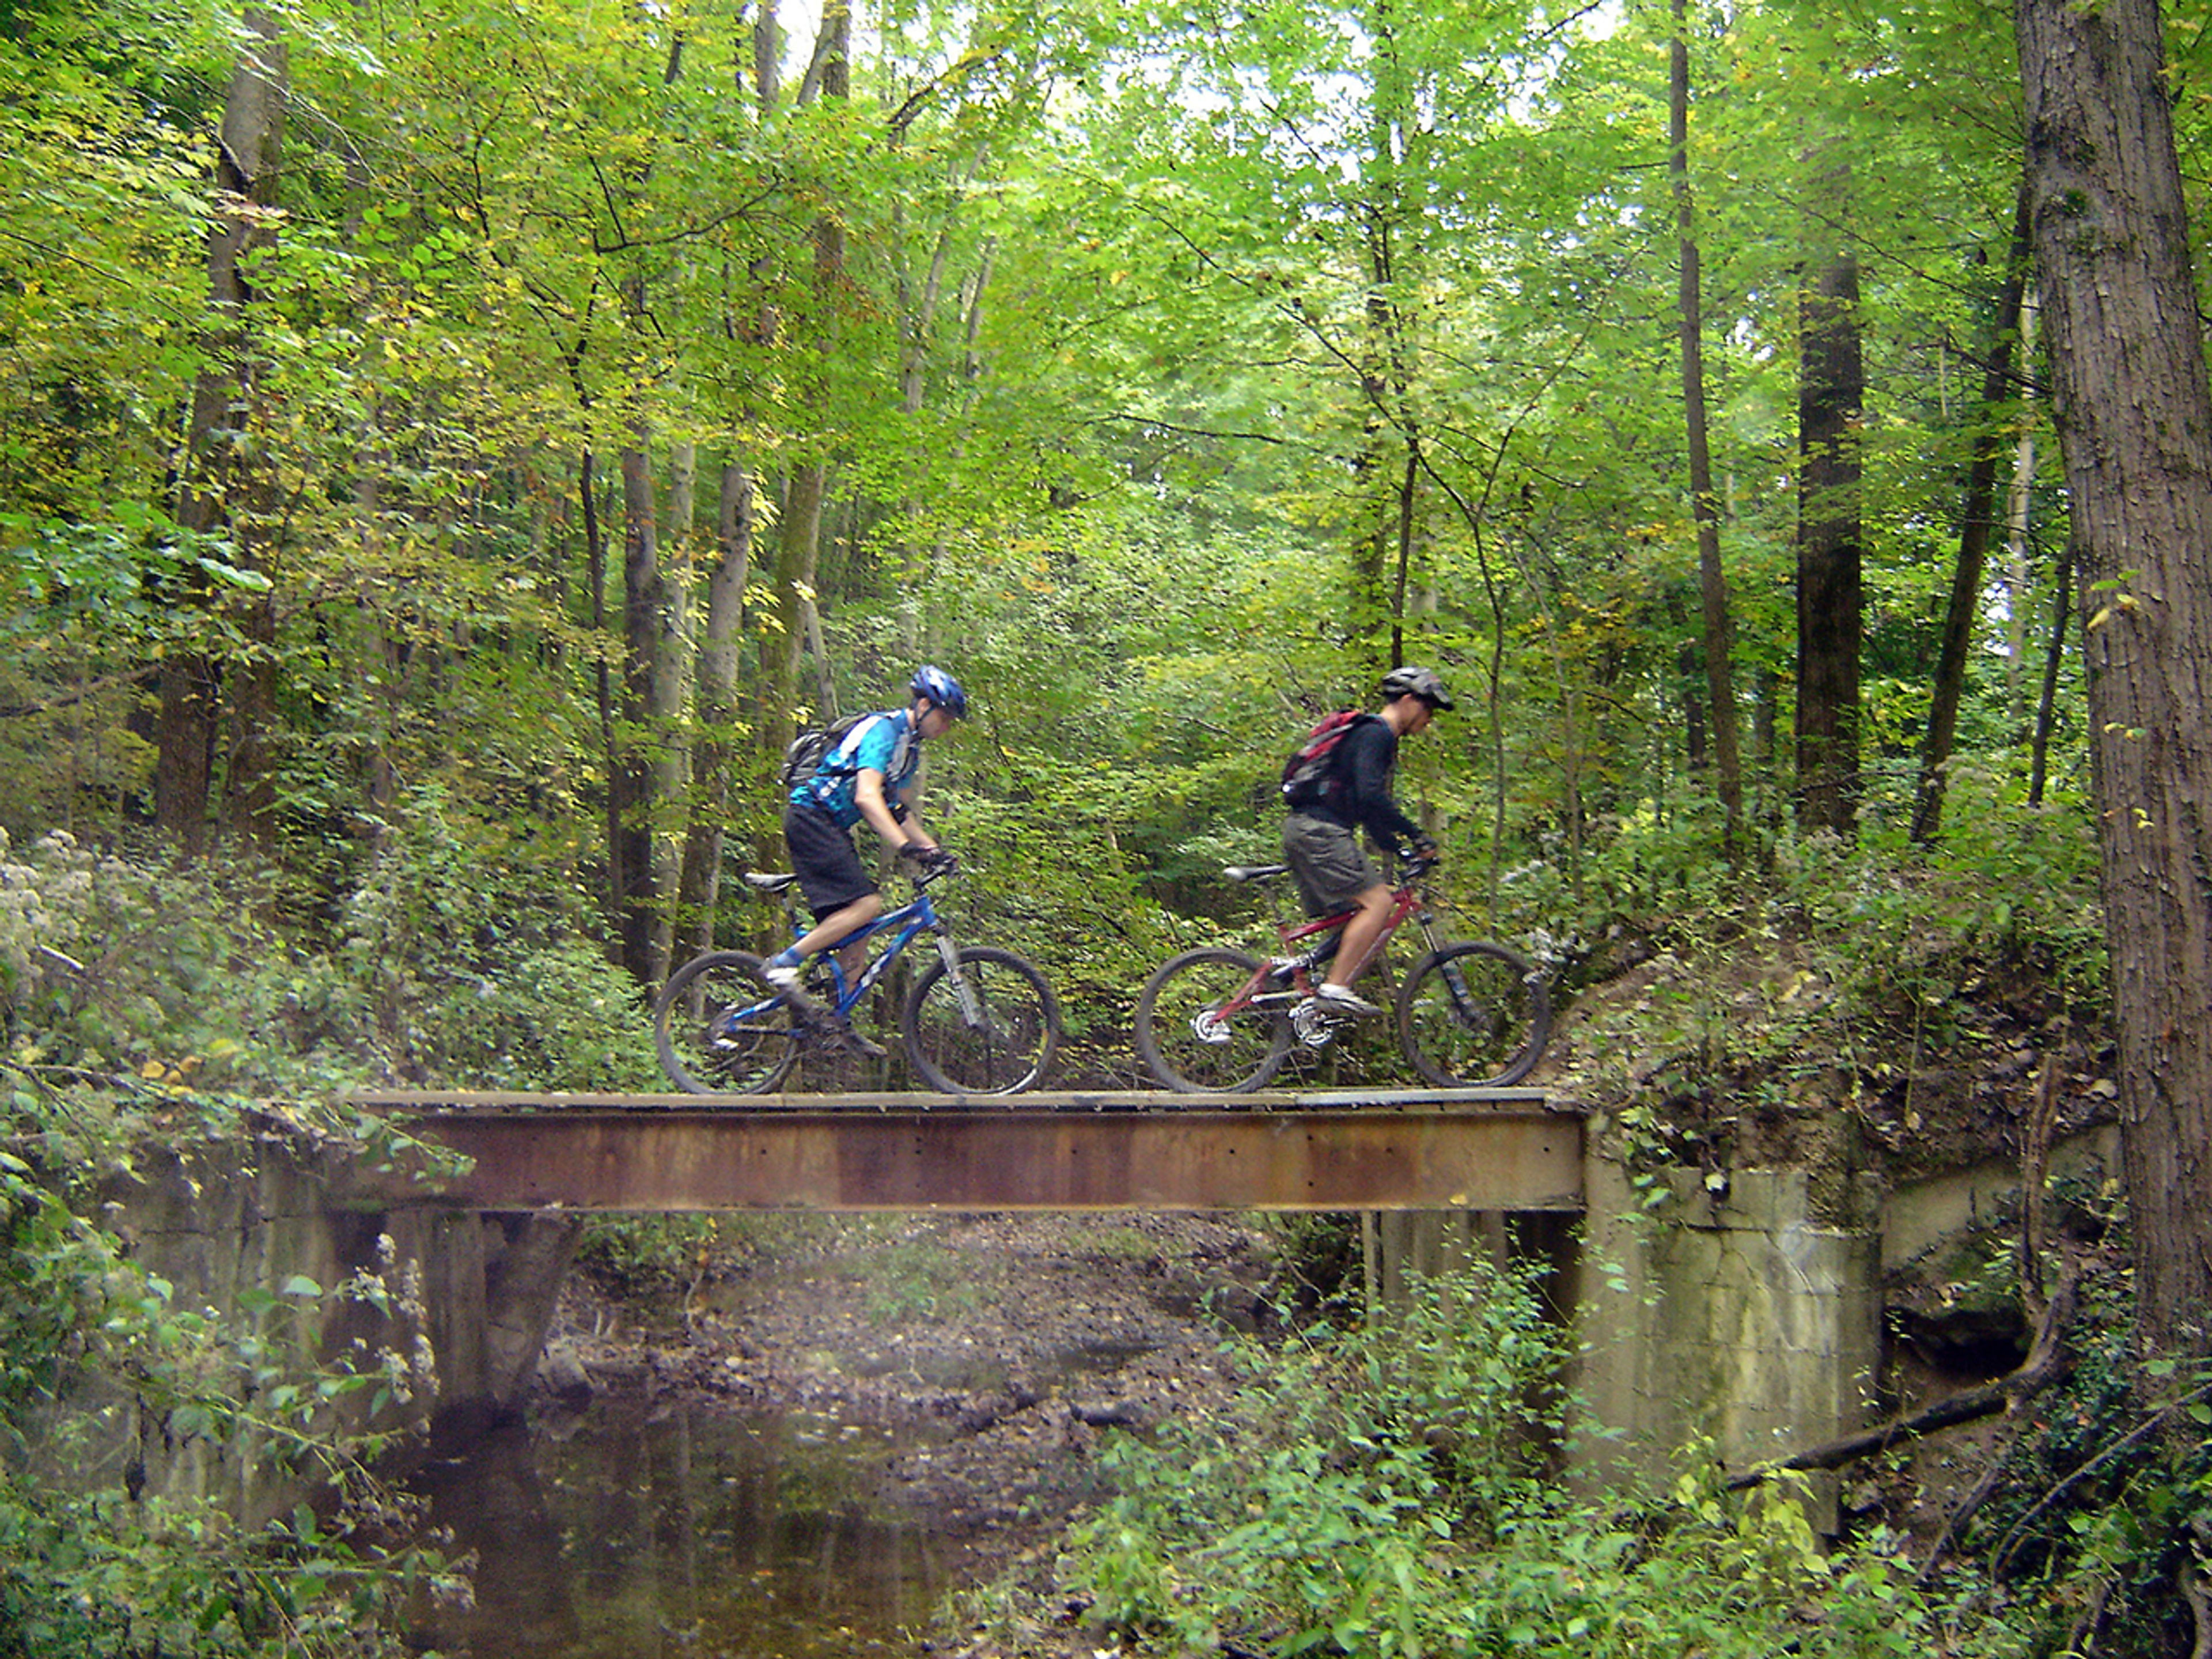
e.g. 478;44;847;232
1293;715;1423;854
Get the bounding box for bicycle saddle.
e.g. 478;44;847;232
1222;864;1290;882
744;872;797;893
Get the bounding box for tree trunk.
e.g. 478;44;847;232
581;446;620;944
1912;182;2034;844
1669;0;1744;854
675;461;756;952
2004;367;2041;730
2028;546;2071;808
2019;0;2212;1352
767;0;850;768
159;7;286;858
613;431;668;984
1794;250;1863;839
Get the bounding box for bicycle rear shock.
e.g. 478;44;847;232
1270;931;1342;983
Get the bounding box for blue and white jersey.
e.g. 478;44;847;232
788;710;919;828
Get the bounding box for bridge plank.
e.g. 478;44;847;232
346;1092;1582;1213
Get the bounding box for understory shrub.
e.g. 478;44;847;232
0;828;373;1092
0;1080;456;1656
0;812;662;1094
1050;1260;2039;1659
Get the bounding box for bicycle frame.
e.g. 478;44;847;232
1221;864;1446;1017
785;886;950;1023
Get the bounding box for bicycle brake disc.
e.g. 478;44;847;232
1190;1009;1234;1046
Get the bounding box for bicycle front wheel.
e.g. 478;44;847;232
903;945;1062;1094
1134;947;1291;1094
654;950;802;1095
1396;941;1551;1088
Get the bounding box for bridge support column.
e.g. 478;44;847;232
1570;1157;1883;1528
414;1210;584;1444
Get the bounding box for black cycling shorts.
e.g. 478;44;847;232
783;804;877;922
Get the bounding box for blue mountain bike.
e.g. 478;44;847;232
653;863;1061;1096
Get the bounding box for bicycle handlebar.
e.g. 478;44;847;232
905;849;961;886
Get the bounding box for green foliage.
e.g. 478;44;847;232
573;1213;740;1300
1046;1266;2036;1659
0;1081;454;1657
1938;1248;2212;1657
0;829;373;1093
410;937;659;1091
338;789;659;1089
0;815;664;1097
1778;762;2107;1017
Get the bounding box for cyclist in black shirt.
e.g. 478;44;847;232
1281;665;1453;1015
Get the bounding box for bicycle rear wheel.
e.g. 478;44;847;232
654;950;803;1094
1134;947;1291;1094
1395;941;1551;1088
903;945;1061;1094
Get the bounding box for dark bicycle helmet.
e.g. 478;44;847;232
910;664;969;719
1381;664;1455;710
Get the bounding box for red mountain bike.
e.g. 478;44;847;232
1133;854;1550;1093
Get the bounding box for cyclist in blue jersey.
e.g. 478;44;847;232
763;666;968;1052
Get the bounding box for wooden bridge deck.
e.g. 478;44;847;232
347;1088;1585;1213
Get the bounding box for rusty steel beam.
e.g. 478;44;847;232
345;1090;1583;1214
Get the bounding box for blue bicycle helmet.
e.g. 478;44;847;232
910;665;968;719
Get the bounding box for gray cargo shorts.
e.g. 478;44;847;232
1282;812;1380;918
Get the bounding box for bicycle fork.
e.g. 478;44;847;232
934;928;987;1028
1413;912;1494;1035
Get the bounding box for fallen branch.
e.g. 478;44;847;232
1724;1251;2081;1491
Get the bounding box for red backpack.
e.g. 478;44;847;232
1280;711;1373;808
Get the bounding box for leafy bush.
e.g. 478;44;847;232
410;937;660;1090
0;830;376;1093
1047;1261;2038;1659
0;817;666;1096
0;1084;454;1657
573;1213;743;1300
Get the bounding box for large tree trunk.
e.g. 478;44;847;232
1669;0;1744;855
2019;0;2212;1352
159;8;286;857
1794;250;1863;839
674;462;756;951
767;0;850;776
1912;183;2035;845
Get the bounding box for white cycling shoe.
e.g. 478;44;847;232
1313;983;1381;1017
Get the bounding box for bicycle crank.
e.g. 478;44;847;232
1289;999;1339;1050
